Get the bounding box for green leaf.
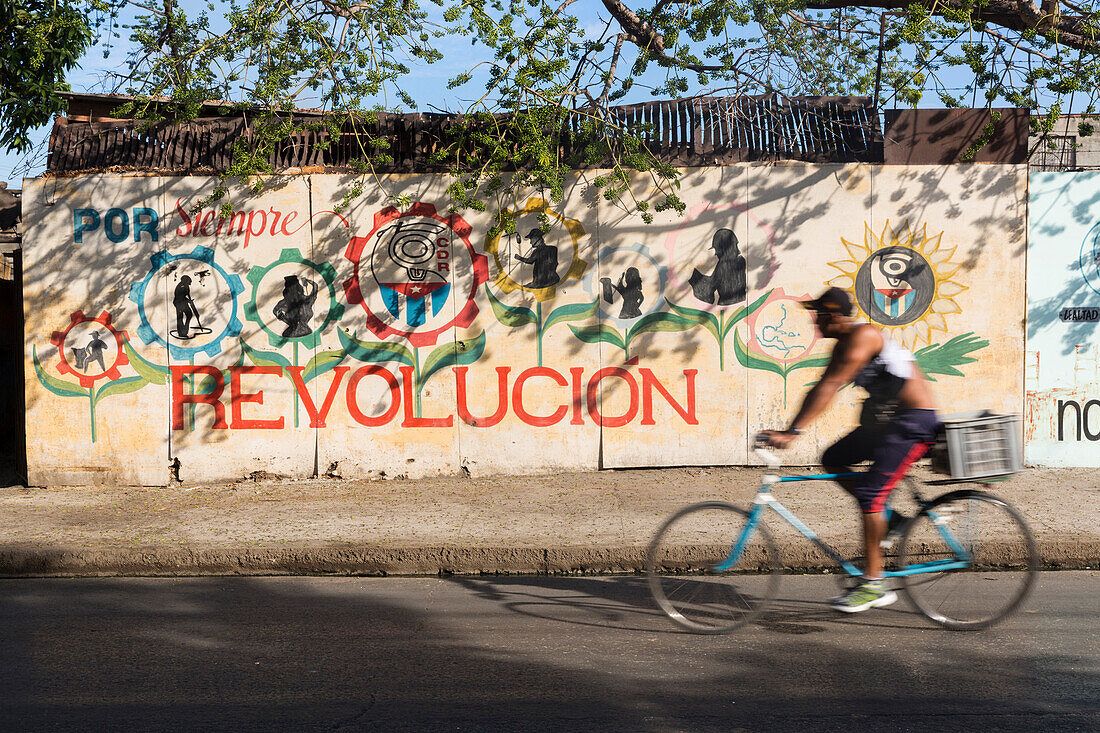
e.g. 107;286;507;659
123;341;169;385
242;340;292;369
338;329;414;366
32;347;89;398
667;301;719;341
420;331;487;385
96;375;147;401
303;348;348;382
485;286;536;327
731;330;784;376
721;290;772;339
784;355;832;374
626;312;699;342
914;332;989;382
543;299;598;332
568;324;626;352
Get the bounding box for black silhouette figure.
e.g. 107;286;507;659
600;267;644;319
171;275;207;340
72;331;108;372
273;275;319;338
514;228;560;289
689;228;746;305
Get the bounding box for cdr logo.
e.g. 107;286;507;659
344;203;488;347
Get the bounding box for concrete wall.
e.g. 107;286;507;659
1026;171;1100;465
23;166;1027;484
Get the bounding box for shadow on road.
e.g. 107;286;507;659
0;574;1094;732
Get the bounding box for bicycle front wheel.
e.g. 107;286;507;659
898;490;1038;630
646;502;781;634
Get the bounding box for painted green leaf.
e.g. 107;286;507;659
32;347;89;398
96;375;148;401
626;311;700;342
486;286;536;327
722;290;772;339
303;348;348;382
338;329;414;366
667;301;719;341
915;332;989;382
420;331;487;386
785;355;832;374
543;299;598;332
123;341;169;385
242;340;292;369
732;330;784;376
569;323;626;352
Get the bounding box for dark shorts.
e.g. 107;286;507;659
822;408;939;513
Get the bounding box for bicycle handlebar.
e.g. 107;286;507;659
753;433;781;467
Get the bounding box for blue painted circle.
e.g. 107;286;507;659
129;246;244;359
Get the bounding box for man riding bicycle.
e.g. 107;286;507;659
762;287;939;613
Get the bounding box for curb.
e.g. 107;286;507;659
0;539;1095;578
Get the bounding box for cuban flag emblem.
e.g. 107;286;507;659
873;287;915;318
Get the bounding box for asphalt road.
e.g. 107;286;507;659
0;572;1096;732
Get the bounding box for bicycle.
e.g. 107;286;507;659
646;438;1039;634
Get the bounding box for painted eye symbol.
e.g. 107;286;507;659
879;254;911;278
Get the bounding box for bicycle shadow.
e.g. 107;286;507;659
446;575;933;636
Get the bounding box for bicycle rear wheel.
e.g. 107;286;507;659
897;490;1038;630
646;502;781;634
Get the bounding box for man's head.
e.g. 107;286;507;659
803;287;853;337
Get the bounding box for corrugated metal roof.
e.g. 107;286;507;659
47;93;884;174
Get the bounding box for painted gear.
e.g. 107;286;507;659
343;202;489;347
245;248;344;349
128;245;245;359
484;197;588;302
50;309;130;388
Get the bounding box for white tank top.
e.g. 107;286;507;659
854;328;914;400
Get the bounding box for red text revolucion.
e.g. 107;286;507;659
171;365;699;430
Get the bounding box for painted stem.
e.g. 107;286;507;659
292;342;300;428
718;311;726;371
536;301;544;367
88;390;97;443
187;356;196;431
413;345;422;418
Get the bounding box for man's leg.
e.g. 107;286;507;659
862;512;887;579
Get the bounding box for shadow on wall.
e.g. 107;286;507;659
0;574;1093;731
21;165;1025;480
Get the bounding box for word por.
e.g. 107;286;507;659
73;208;158;243
171;365;699;430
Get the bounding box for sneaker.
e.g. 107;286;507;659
829;579;897;613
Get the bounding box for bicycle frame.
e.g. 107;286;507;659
717;471;971;578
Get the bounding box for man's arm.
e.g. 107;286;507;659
766;326;881;446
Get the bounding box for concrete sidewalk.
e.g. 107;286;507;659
0;466;1097;577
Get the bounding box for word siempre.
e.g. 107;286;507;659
171;364;699;430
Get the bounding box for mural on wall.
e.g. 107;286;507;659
26;168;1024;481
1025;171;1100;465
